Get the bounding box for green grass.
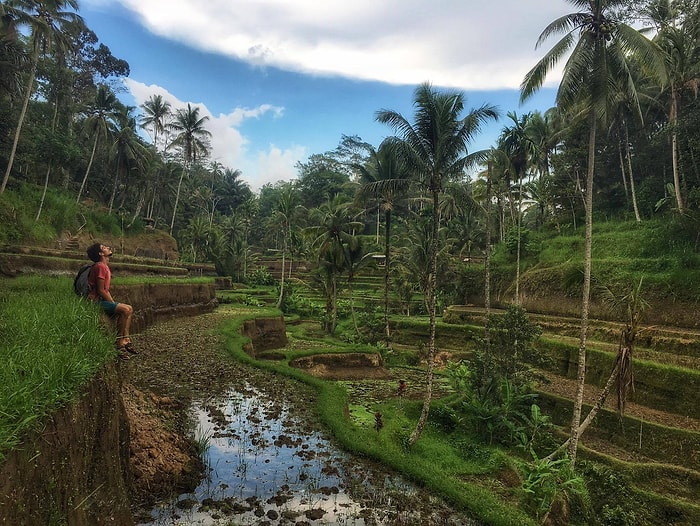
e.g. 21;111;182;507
0;183;123;245
0;276;115;460
117;275;215;285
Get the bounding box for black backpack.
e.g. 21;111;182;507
74;264;94;297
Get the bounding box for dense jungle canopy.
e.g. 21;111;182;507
1;0;699;288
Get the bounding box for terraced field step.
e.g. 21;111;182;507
0;245;216;277
445;305;700;358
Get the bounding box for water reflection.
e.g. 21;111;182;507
140;384;477;525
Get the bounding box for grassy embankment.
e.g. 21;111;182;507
0;276;115;460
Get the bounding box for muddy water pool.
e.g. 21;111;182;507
139;383;479;526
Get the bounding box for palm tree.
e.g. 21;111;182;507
526;108;562;182
521;0;665;465
219;167;251;215
271;183;301;309
353;138;412;344
139;94;171;152
1;0;82;194
77;84;118;203
307;195;363;334
377;82;498;446
344;237;374;336
441;181;485;271
167;103;211;235
181;215;212;263
108;105;148;214
653;20;700;212
0;18;27;101
498;112;538;303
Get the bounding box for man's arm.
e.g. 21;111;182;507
95;278;114;302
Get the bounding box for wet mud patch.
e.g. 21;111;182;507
289;352;391;380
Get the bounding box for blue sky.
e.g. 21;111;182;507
80;1;569;193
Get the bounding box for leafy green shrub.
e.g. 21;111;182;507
356;304;385;343
446;361;549;448
505;226;536;257
579;461;643;526
427;401;460;432
440;265;485;306
466;380;539;445
520;454;590;523
471;304;547;393
248;265;275;286
284;293;324;319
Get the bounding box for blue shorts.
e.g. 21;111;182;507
98;300;119;315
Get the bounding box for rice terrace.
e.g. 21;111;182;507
2;1;700;525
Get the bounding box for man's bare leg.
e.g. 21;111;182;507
115;303;134;348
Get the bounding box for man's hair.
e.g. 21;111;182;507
86;243;102;262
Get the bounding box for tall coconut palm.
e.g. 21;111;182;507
108;104;148;214
167;103;211;235
271;183;301;309
353;138;413;344
139;94;171;152
76;84;118;203
377;82;498;446
653;20;700;212
0;17;27;100
1;0;81;194
521;0;666;465
498;111;538;304
526;108;562;182
441;181;485;271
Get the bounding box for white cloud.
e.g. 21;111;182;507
248;144;307;191
124;79;292;191
116;0;570;90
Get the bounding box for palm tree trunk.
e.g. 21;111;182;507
349;278;359;336
569;115;597;467
670;91;684;212
127;195;145;229
170;165;188;235
618;141;629;199
547;358;621;461
36;162;52;222
108;165;120;214
1;58;37;194
485;160;493;344
276;232;286;309
37;100;61;221
384;209;392;346
77;134;100;203
331;274;338;334
409;185;439;446
624;124;641;222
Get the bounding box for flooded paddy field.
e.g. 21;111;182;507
140;384;478;525
127;310;479;526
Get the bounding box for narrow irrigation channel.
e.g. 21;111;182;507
125;308;479;526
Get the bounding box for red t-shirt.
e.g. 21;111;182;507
88;261;111;301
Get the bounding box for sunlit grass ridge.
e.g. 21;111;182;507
0;276;114;459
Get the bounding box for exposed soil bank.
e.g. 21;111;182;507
0;363;133;526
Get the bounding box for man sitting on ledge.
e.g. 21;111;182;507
86;242;137;359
